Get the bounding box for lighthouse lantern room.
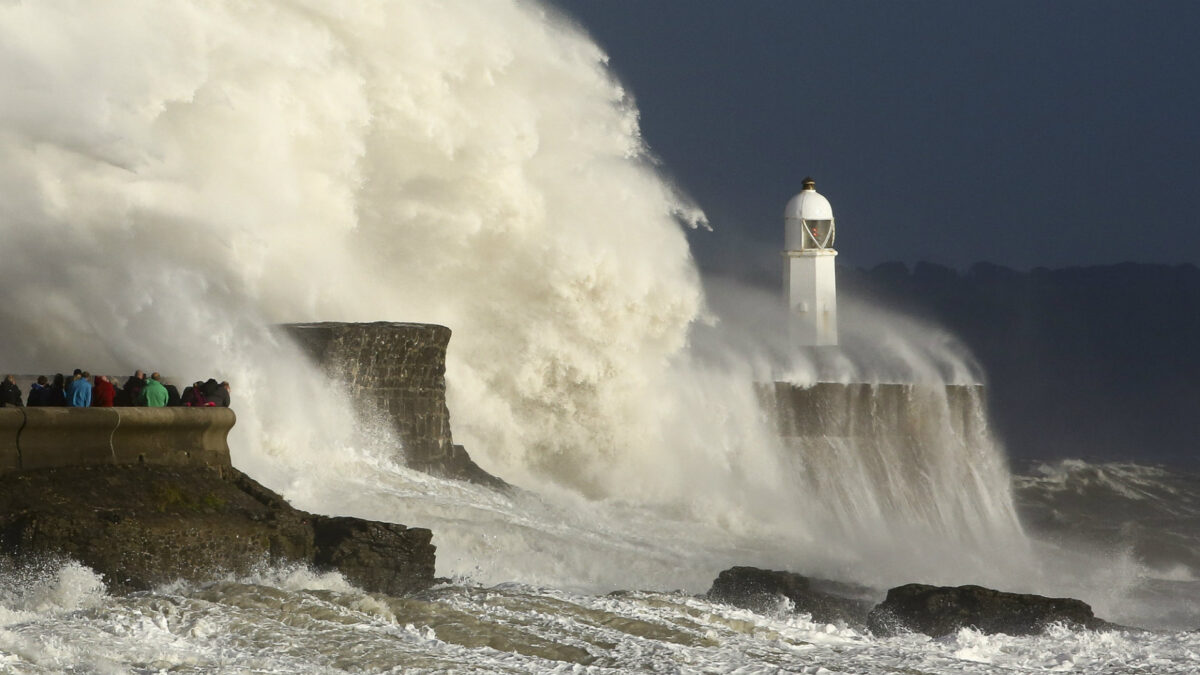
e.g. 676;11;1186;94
783;177;838;346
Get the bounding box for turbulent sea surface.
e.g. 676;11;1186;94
1012;460;1200;635
3;459;1199;674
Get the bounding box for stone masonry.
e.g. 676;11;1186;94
760;382;986;440
280;322;504;488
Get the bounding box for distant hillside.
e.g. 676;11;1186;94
840;262;1200;468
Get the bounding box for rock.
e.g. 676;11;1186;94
867;583;1115;637
312;516;434;596
0;465;435;595
706;566;875;626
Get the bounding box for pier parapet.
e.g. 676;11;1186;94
757;381;1019;542
0;407;234;474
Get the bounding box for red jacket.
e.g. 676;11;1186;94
92;377;116;407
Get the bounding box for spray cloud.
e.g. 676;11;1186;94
0;0;1035;591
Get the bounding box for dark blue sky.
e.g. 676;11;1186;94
551;1;1200;277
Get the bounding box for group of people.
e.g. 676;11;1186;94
0;371;230;409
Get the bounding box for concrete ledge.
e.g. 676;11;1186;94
0;407;233;474
761;382;986;439
18;408;119;470
111;407;234;469
0;409;22;472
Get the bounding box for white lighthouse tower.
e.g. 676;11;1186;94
783;177;838;346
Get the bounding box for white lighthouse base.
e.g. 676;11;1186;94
785;251;838;346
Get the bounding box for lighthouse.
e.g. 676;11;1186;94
783;177;838;346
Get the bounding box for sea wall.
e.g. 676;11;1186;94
761;382;985;440
0;407;233;474
0;390;434;596
280;322;503;487
759;381;1023;544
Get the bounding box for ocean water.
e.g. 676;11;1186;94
2;457;1199;674
1013;460;1200;634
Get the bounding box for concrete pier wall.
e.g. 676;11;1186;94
280;321;503;486
761;382;986;440
757;381;1021;543
0;411;21;472
0;407;234;474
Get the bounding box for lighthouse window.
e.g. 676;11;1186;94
806;220;833;248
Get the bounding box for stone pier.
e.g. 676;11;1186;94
754;381;1017;541
280;322;504;487
761;382;986;440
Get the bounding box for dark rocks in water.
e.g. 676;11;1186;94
706;566;875;626
707;569;1121;638
867;583;1115;637
312;516;433;596
0;465;435;595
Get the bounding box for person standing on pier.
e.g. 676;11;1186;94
27;376;49;406
47;374;67;406
0;375;22;407
118;370;146;406
67;371;93;407
139;372;169;407
92;375;116;407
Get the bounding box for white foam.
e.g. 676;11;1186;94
1;563;1197;673
0;561;107;622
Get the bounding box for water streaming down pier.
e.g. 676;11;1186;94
762;381;1026;556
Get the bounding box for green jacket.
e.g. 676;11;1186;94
139;378;169;407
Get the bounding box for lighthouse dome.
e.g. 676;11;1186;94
784;177;836;251
784;181;834;221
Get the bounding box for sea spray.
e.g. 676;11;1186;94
0;0;1037;595
0;0;705;498
694;281;1031;587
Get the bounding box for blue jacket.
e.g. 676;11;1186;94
67;378;93;407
